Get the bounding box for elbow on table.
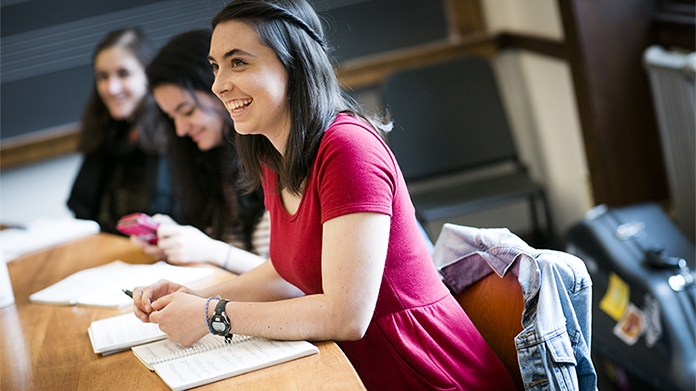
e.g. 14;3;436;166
332;316;370;341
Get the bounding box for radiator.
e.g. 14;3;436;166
643;45;696;243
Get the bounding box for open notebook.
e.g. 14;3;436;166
132;334;319;391
30;260;213;308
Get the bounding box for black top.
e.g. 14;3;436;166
67;120;173;234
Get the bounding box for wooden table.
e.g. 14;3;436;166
1;233;365;391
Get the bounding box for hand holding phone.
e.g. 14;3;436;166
116;213;160;244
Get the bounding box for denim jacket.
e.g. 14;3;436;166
432;224;597;391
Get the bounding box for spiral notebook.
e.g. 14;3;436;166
131;334;319;391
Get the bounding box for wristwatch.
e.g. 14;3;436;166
208;299;233;343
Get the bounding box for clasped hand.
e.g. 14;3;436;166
132;280;210;346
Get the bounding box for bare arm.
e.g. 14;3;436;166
148;212;389;345
129;214;266;274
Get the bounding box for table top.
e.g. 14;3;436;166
1;233;365;391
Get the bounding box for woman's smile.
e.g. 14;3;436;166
224;98;253;115
209;20;290;150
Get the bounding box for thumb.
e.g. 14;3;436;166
151;293;174;311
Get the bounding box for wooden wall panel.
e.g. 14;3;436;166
558;0;669;206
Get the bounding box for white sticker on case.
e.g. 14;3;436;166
642;294;662;348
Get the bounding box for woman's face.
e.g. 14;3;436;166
94;46;148;120
153;84;226;151
209;20;290;152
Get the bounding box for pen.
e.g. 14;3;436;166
122;289;133;298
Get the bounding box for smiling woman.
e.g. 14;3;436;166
94;44;149;121
210;20;291;148
129;1;517;390
67;27;173;234
152;85;225;151
138;29;270;275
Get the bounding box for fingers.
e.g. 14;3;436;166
156;223;181;241
148;309;160;324
152;214;176;225
143;245;166;259
132;286;152;322
151;292;173;311
133;280;178;315
130;235;147;248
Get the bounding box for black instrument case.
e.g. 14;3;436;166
565;202;695;391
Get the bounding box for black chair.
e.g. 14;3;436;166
381;56;554;247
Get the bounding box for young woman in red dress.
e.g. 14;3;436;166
132;1;516;389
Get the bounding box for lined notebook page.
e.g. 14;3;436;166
132;335;319;391
132;334;248;370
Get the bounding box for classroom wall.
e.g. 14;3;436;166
482;0;594;238
402;0;594;241
0;0;447;141
0;0;449;224
0;0;594;243
0;154;82;224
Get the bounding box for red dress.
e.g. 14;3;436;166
262;114;516;390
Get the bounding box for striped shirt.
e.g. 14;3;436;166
227;210;270;259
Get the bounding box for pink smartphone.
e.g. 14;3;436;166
116;213;159;244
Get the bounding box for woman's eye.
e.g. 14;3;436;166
117;69;131;78
210;63;219;73
183;107;195;117
231;59;246;68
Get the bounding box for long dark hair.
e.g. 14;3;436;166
146;29;265;250
211;0;392;195
79;28;165;155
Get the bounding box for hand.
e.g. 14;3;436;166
129;214;175;260
130;235;166;260
148;291;210;346
156;223;229;266
132;279;191;322
151;214;176;225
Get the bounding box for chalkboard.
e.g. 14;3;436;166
0;0;448;141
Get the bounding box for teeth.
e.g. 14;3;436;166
226;99;252;112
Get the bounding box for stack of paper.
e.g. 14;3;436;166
29;260;214;308
88;312;166;355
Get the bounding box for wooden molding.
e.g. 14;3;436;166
443;0;487;38
497;32;568;60
0;124;80;170
338;32;500;90
2;31;566;170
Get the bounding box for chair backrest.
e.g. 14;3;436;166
455;271;525;391
382;56;519;182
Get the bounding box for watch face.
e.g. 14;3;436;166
212;321;227;333
210;314;229;334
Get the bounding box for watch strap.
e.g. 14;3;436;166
214;299;229;317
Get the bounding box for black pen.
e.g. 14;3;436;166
122;289;133;298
